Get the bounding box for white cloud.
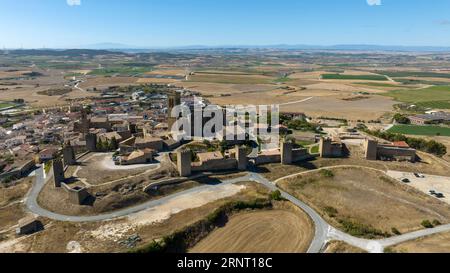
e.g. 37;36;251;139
67;0;81;6
367;0;381;6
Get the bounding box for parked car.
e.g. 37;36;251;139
435;193;445;198
401;178;410;183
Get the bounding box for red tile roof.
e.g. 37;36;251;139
392;141;410;148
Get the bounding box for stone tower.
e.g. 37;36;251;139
177;149;192;177
167;92;181;131
86;133;97;152
319;138;332;158
281;141;293;165
236;146;248;171
62;143;76;166
364;139;378;161
52;157;65;188
80;108;90;135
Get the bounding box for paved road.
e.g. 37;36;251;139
25;167;248;223
25;164;450;253
247;172;329;253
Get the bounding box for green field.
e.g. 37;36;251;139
310;145;320;154
273;76;292;83
388;125;450;137
383;86;450;109
0;102;15;110
322;74;388;81
415;101;450;109
394;78;450;86
376;71;450;79
88;66;153;77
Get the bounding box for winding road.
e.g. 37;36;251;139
25;164;450;253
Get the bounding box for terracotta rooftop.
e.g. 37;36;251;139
392;141;410;148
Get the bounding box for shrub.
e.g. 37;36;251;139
421;220;433;229
324;206;338;218
391;228;401;235
269;190;284;201
393;113;411;124
319;169;334;178
432;220;442;226
338;219;390;239
384;247;398;253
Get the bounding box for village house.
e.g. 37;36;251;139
409;112;450;125
119;148;155;165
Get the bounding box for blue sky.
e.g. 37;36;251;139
1;0;450;48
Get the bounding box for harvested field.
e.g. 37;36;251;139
190;209;313;253
281;95;396;121
188;73;274;85
278;167;450;237
388;231;450;253
179;82;276;97
78;77;139;89
0;70;33;79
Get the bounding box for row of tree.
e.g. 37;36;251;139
96;137;119;152
366;130;447;157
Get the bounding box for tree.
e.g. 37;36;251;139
421;220;433;229
110;137;118;151
270;190;283;201
96;138;105;151
393;113;411;124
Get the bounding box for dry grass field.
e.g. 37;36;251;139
74;154;153;186
0;178;33;207
413;136;450;162
190;205;313;253
0;70;33;79
278;167;450;237
0;178;34;231
177;70;398;121
188;73;274;85
78;76;139;89
0;203;28;232
388;232;450;253
324;241;367;253
1;182;271;253
258;152;450;182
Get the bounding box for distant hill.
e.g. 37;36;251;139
5;49;124;57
